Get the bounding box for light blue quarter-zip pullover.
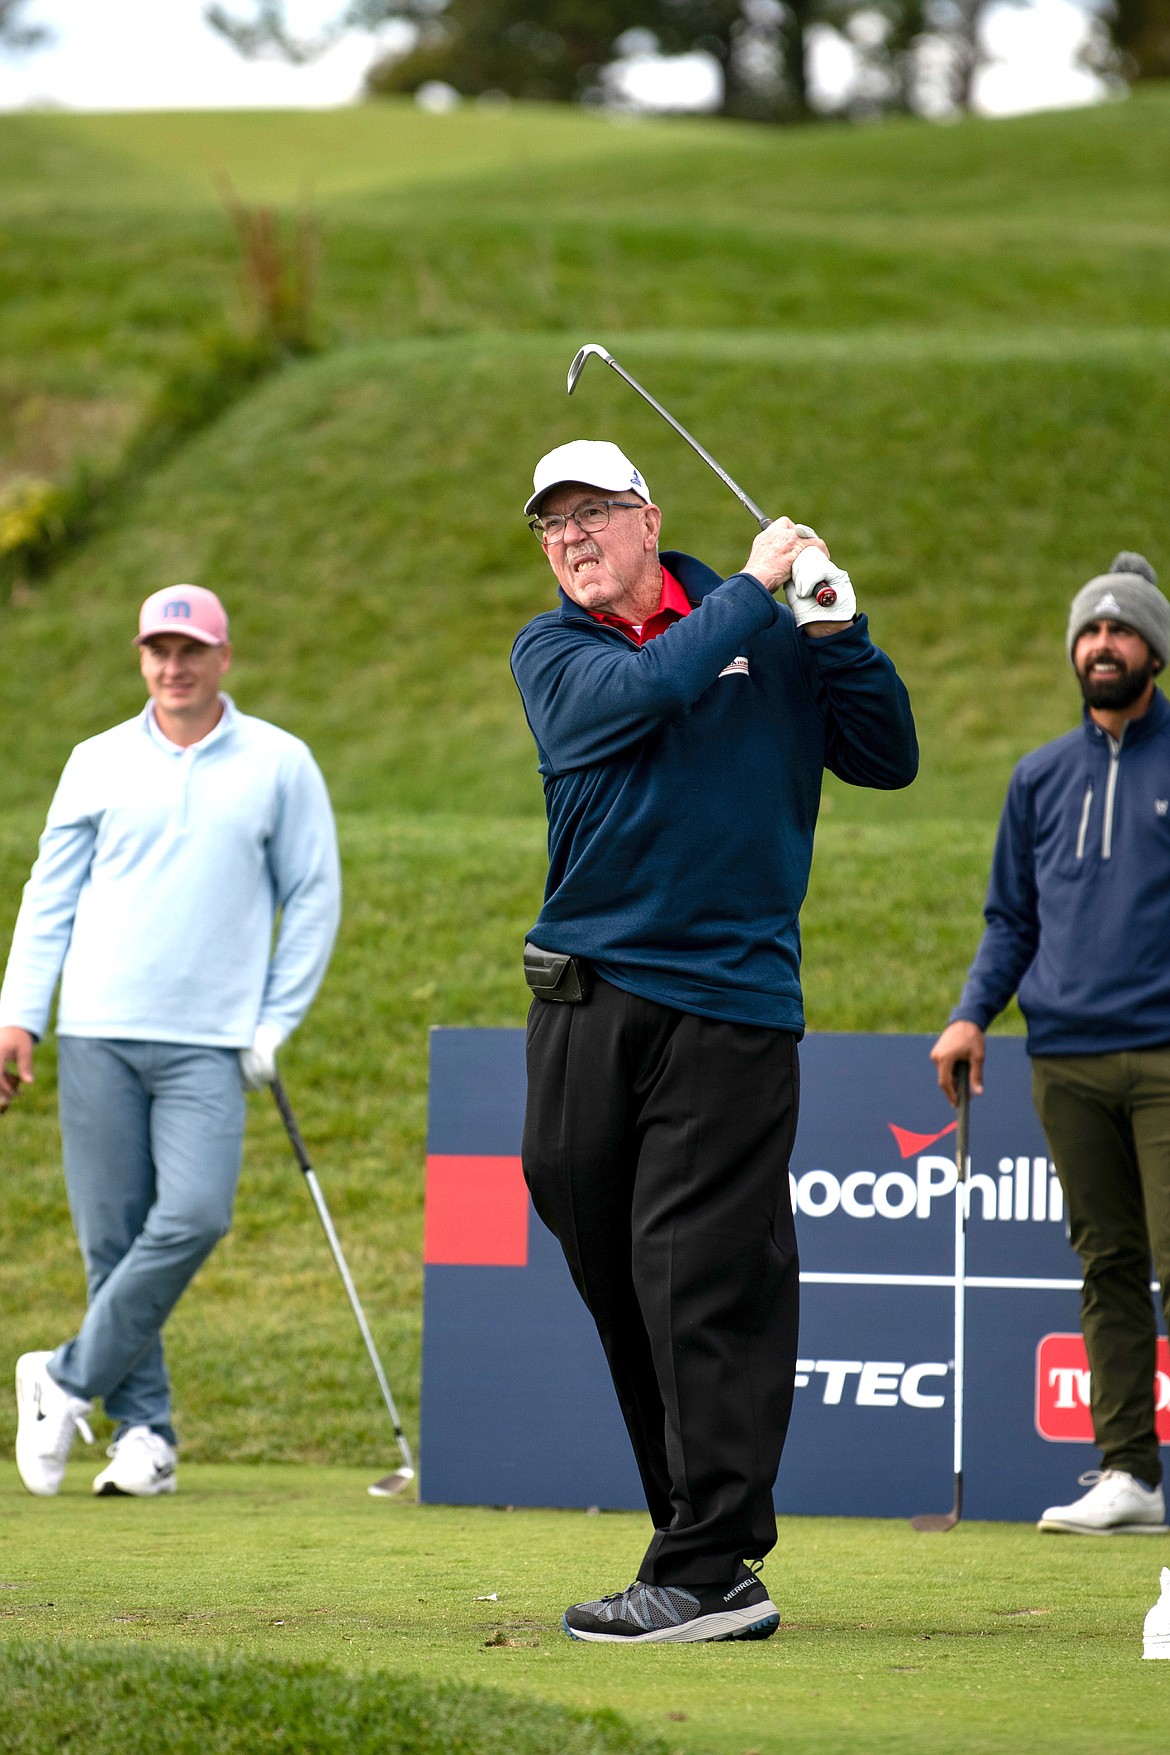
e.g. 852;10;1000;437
0;696;341;1046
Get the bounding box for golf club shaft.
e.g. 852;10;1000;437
952;1061;970;1489
271;1076;414;1473
579;349;771;529
568;344;839;610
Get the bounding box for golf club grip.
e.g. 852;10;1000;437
758;512;837;609
271;1076;312;1174
955;1061;970;1180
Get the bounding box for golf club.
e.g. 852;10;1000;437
271;1075;415;1498
910;1059;970;1533
566;342;838;608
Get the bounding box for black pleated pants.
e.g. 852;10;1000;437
522;976;801;1586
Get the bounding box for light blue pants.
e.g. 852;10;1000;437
49;1038;245;1445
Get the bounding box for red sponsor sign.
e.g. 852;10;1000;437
424;1154;529;1266
1036;1333;1170;1444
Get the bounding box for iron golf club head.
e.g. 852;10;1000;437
567;343;613;396
910;1507;960;1533
368;1465;416;1499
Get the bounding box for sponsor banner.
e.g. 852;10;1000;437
1036;1334;1170;1443
420;1030;1168;1522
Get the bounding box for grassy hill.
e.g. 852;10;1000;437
6;93;1170;428
4;329;1168;820
1;94;1167;1465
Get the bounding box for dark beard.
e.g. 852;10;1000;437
1078;658;1158;711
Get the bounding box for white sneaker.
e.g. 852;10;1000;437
1038;1469;1168;1535
15;1351;94;1497
93;1425;177;1497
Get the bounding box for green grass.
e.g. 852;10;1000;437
3;329;1164;821
6;92;1170;410
1;1469;1167;1755
0;90;1126;1476
0;80;1163;1755
0;1641;659;1755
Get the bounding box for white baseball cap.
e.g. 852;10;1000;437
524;440;651;517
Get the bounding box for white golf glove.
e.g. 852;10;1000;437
786;545;856;628
240;1022;282;1091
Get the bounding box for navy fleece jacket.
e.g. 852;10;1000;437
953;688;1170;1055
510;551;918;1032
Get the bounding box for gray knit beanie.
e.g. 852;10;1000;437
1067;552;1170;667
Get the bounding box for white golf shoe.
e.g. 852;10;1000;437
93;1425;177;1497
15;1351;94;1496
1038;1469;1168;1535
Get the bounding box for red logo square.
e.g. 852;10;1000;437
1036;1333;1170;1444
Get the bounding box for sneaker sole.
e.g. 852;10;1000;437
563;1603;781;1644
94;1477;177;1498
1037;1517;1169;1535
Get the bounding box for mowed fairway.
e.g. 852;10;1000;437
1;1469;1166;1755
3;95;1170;1752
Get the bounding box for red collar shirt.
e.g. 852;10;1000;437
588;566;692;645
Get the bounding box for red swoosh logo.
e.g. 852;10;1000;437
887;1120;958;1160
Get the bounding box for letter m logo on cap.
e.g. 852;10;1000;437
162;600;192;620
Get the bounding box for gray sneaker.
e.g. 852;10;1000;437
563;1562;779;1644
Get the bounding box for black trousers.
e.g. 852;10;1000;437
522;976;801;1586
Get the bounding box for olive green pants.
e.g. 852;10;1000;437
1032;1050;1170;1488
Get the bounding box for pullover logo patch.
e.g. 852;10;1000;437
719;655;750;679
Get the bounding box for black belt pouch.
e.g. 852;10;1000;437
523;941;592;1004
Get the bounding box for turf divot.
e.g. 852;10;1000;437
0;1640;665;1755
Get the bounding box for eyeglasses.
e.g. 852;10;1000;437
528;500;644;542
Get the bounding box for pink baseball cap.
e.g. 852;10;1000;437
134;584;229;647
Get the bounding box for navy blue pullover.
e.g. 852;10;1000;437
954;688;1170;1055
511;551;918;1032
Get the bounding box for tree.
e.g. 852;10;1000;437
206;0;831;118
823;0;1008;118
925;0;993;110
843;0;930;113
364;0;663;105
0;0;51;51
1096;0;1170;80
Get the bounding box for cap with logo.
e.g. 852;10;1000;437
524;440;651;518
135;584;229;648
1067;552;1169;667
